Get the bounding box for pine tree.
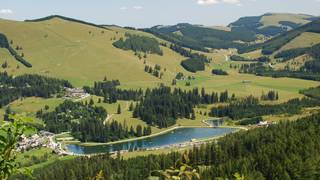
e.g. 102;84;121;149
129;102;134;111
1;61;8;69
136;125;143;137
172;79;177;86
89;98;94;106
191;109;196;120
117;104;121;114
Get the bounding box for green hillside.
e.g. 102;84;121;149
0;17;188;87
144;23;256;51
238;19;320;55
0;16;318;105
280;32;320;51
229;13;316;36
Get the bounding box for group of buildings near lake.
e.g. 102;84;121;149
15;87;272;156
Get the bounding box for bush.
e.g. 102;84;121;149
212;69;228;75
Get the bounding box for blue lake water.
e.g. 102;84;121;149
67;127;236;154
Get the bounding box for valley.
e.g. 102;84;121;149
1;9;320;180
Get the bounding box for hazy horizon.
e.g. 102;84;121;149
0;0;320;28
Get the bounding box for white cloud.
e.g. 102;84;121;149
197;0;242;6
197;0;219;5
133;6;143;10
0;9;13;14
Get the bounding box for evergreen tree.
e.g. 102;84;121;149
136;125;143;137
129;102;134;111
117;104;121;114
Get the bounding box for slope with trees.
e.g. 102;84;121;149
0;72;72;108
12;113;320;179
238;19;320;55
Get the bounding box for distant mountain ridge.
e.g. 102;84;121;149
142;13;319;52
144;23;256;51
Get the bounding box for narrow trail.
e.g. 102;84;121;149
103;101;130;125
103;114;114;125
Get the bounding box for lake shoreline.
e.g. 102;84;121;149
65;124;246;148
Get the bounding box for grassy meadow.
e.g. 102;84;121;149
259;13;312;28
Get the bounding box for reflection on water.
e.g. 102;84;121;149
67;127;236;154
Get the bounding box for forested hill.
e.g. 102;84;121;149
143;13;318;52
239;19;320;55
13;113;320;179
143;23;256;51
229;13;316;36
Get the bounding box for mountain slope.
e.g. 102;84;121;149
229;13;316;36
238;19;320;55
144;23;256;51
0;17;188;87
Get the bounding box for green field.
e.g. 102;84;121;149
0;97;64;123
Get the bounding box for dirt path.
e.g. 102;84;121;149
104;114;114;125
103;101;129;125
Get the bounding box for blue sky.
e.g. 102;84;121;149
0;0;319;27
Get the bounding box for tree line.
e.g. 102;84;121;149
300;86;320;100
0;33;32;67
210;95;319;120
230;55;270;63
0;72;72;108
83;79;143;104
239;62;320;81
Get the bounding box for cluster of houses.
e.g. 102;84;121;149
64;87;90;100
17;131;60;153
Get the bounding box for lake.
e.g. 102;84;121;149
67;127;236;154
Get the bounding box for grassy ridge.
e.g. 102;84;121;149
0;17;188;87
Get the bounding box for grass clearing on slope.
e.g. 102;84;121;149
0;97;63;119
0;18;187;87
260;13;311;28
280;32;320;51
